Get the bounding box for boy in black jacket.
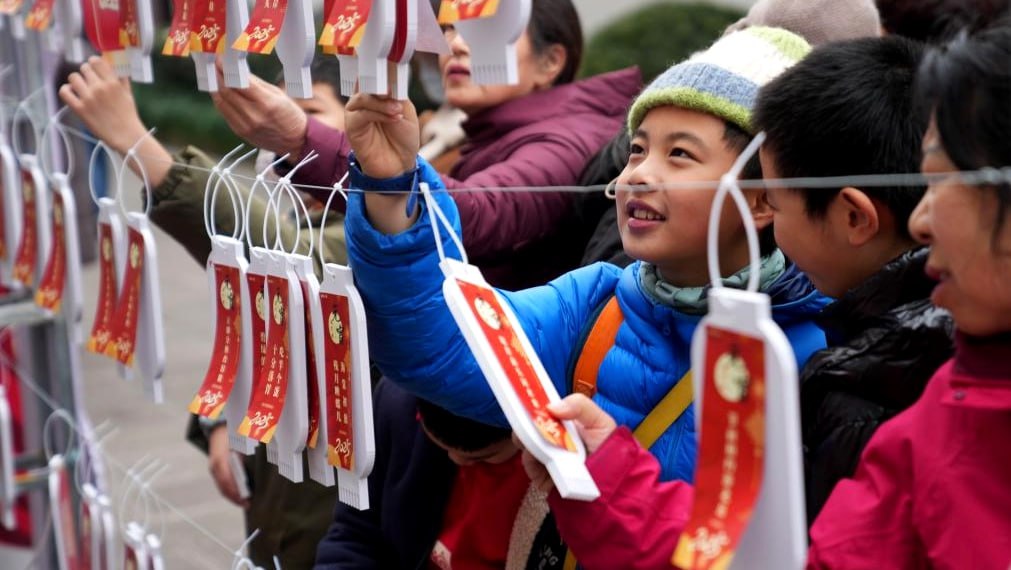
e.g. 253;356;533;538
753;36;955;523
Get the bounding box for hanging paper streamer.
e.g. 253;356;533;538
189;0;226;91
673;326;765;570
0;386;15;530
56;0;87;62
239;273;292;445
86;211;125;355
192;148;251;419
145;534;164;570
104;226;144;366
275;0;315;99
80;484;104;570
34;190;66;311
47;173;85;340
233;0;288;54
674;133;807;570
24;0;54;30
319;0;371;53
190;263;242;419
319;261;375;509
161;0;194;57
0;0;24;15
451;0;529;85
300;279;320;449
48;456;82;570
223;0;252;88
0;133;21;286
437;0;499;23
82;0;128;75
123;522;149;570
355;0;395;95
10;169;35;287
418;184;597;500
387;0;417;100
119;0;154;81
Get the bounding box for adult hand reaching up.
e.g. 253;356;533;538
210;66;309;161
59;56;173;187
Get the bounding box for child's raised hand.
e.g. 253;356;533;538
517;394;618;495
59;56;148;156
345;93;419;179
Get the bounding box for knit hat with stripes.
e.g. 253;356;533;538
627;27;811;135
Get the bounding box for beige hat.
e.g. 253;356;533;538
725;0;882;46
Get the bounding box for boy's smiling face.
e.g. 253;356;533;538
616;106;769;287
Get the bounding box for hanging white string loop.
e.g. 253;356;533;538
318;172;350;268
706;132;766;293
116;127;158;219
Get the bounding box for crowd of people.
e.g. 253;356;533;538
56;0;1011;567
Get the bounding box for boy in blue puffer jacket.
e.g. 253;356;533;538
342;27;827;483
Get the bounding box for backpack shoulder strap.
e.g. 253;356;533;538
570;296;623;398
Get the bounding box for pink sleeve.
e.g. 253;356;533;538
547;427;694;570
807;410;923;569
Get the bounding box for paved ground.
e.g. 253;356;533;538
79;218;245;569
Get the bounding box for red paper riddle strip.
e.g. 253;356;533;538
86;224;118;355
238;275;290;443
189;0;228;53
320;0;371;51
24;0;54;31
34;192;67;312
437;0;499;24
11;171;37;287
82;0;124;53
672;326;766;570
103;227;145;367
321;292;354;469
233;0;288;55
301;281;320;448
162;0;195;56
189;264;243;419
456;280;577;453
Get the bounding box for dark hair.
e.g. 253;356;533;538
754;36;930;239
917;23;1011;244
275;55;349;103
722;122;776;256
527;0;584;85
417;399;512;453
876;0;1010;43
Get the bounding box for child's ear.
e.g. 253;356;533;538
746;188;774;231
836;187;880;246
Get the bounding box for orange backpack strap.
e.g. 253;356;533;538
571;297;623;398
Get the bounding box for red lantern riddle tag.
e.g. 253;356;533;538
233;0;288;54
34;191;66;312
238;275;290;443
189;264;242;419
11;170;36;287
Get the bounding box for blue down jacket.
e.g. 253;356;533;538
346;158;829;482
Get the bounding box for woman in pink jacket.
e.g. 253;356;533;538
521;24;1011;570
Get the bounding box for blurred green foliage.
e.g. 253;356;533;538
581;2;744;83
132;31;283;154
